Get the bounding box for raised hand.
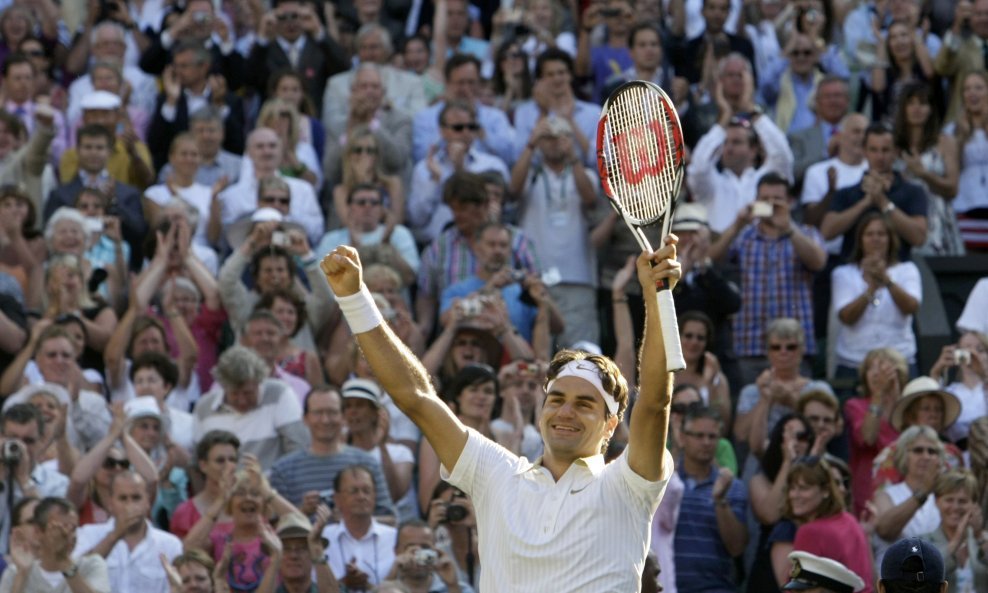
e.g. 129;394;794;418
635;234;681;295
320;246;363;297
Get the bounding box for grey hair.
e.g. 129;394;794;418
352;62;383;87
892;425;946;476
44;207;88;250
765;318;805;347
90;21;127;46
212;346;270;389
355;23;393;58
168;276;201;303
162;198;201;231
190;106;224;126
716;52;753;78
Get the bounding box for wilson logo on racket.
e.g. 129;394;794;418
612;119;677;185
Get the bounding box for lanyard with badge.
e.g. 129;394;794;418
539;165;572;228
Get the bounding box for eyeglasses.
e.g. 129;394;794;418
352;198;381;207
282;543;309;555
103;458;130;470
806;414;836;426
350;146;378;155
682;430;719;441
22;49;45;58
444;122;481;132
455;339;482;348
260;195;291;205
910;446;939;456
790;49;815;57
277;12;299;20
769;343;801;352
794;431;810;442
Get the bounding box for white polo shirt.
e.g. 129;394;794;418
441;428;672;593
72;519;183;593
321;519;397;586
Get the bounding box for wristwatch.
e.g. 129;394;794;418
883;202;897;214
62;564;80;578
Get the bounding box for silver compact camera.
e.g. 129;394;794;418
955;348;971;366
413;549;438;567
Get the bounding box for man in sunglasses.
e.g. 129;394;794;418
407;100;509;246
314;184;419;282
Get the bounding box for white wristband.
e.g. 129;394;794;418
337;285;384;334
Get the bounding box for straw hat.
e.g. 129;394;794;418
890;376;961;432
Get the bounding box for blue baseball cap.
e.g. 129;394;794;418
880;538;945;584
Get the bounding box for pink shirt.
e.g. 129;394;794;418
794;512;874;593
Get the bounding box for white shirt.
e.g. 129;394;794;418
321;519;397;586
143;182;215;247
687;117;794;233
832;261;922;365
72;520;183;593
944;380;987;443
957;277;988;334
219;173;325;244
441;429;671;593
801;156;869;254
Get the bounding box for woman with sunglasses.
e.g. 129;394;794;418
747;414;815;593
673;311;731;431
256;98;322;190
870;425;945;567
67;401;158;526
330;126;404;236
832;212;922;381
492;40;533;116
868;19;940;123
919;469;988;593
773;456;874;592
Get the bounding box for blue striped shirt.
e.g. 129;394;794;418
674;465;748;593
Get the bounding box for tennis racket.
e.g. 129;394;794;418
596;80;686;372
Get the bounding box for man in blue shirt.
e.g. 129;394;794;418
674;406;749;593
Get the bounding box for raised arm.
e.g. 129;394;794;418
627;237;682;481
320;247;469;472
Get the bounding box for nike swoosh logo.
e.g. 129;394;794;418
570;485;590;494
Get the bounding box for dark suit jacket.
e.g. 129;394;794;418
45;178;147;271
139;36;246;92
147;92;245;172
670;33;756;84
789;123;827;187
245;35;347;108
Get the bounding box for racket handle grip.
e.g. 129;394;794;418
656;289;686;372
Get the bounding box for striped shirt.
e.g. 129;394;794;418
673;465;748;593
192;379;309;471
268;446;396;518
442;429;671;592
417;225;540;299
729;224;823;356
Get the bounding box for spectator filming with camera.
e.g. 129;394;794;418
386;518;475;593
439;221;564;344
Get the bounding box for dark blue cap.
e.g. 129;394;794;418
880;538;945;584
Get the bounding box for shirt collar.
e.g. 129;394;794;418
515;453;606;477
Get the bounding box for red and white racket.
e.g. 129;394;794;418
596;80;686;372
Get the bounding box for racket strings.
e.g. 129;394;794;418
603;85;680;224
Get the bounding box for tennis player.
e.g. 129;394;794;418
321;238;680;592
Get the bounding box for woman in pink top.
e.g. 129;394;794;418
845;347;907;515
780;456;875;593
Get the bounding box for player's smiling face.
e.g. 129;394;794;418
539;376;618;461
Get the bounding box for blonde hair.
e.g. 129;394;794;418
257;98;302;149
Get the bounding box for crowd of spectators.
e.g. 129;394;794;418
0;0;987;592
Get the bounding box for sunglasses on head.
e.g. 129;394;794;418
445;122;481;132
103;458;130;470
